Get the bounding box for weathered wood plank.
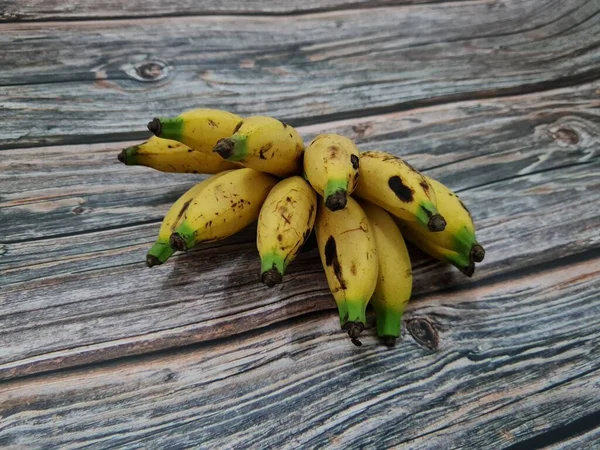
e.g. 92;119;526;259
0;256;598;448
1;83;598;380
2;0;599;147
0;0;458;21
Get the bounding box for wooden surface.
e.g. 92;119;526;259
1;0;599;448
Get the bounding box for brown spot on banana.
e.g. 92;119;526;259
350;154;359;170
233;121;244;133
324;236;346;289
388;176;414;203
207;119;218;128
174;199;193;224
259;142;273;160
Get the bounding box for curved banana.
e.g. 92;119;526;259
257;176;317;287
354;151;446;232
360;201;412;347
118;136;240;174
146;170;234;267
400;176;485;263
170;168;278;251
398;223;475;277
147;109;243;154
213;116;304;177
304;133;360;211
315;196;378;345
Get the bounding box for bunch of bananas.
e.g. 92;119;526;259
119;109;485;346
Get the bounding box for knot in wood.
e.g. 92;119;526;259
552;127;580;146
407;318;439;350
134;61;168;81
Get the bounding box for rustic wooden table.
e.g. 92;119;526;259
1;0;600;448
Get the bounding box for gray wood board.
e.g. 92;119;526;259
1;82;599;380
1;0;599;148
1;0;460;21
1;255;599;448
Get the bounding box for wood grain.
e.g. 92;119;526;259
0;0;459;21
1;255;598;448
1;82;598;380
2;0;599;148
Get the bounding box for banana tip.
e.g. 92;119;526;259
214;138;235;159
428;214;446;232
117;149;126;164
343;321;364;346
169;233;187;252
146;254;162;268
382;336;397;347
147;118;162;136
325;191;347;211
261;268;282;288
470;244;485;263
462;263;475;278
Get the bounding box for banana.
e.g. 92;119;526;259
399;176;485;263
170;168;278;251
315;196;378;345
213;116;304;177
118;136;240;174
146;170;235;267
398;223;475;277
147;109;243;154
304;133;360;211
257;176;317;287
360;201;412;347
353;151;446;232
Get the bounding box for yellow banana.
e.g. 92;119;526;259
315;196;378;345
398;222;475;277
170;168;278;251
213;116;304;177
146;170;235;267
257;176;317;287
354;151;446;232
304;133;360;211
118;136;240;174
147;109;243;154
360;201;412;347
399;176;485;263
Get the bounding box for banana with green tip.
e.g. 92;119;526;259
400;176;485;264
315;196;378;345
304;133;360;211
146;170;235;267
353;151;446;232
360;201;412;347
213;116;304;177
147;109;243;154
257;176;317;287
397;222;475;277
118;136;240;174
170;168;278;251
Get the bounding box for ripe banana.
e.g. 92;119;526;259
118;136;240;174
257;176;317;287
170;168;278;251
315;196;378;345
213;116;304;177
360;201;412;347
398;223;475;277
147;109;242;154
304;133;360;211
400;176;485;263
146;170;234;267
354;151;446;232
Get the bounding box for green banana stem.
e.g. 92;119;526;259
146;240;175;267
